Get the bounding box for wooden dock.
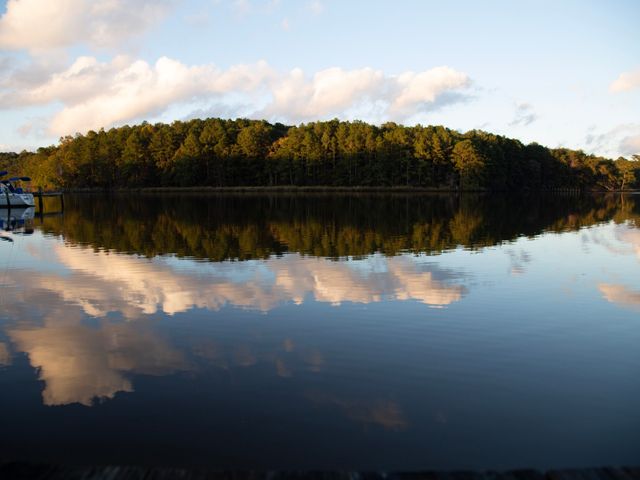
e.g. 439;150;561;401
0;464;637;480
33;188;64;213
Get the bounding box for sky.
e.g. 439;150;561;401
0;0;638;158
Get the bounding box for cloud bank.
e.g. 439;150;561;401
0;0;174;51
585;123;640;157
0;55;471;136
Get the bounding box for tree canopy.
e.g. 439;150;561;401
3;118;639;191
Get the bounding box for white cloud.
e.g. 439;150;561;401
585;123;640;158
232;0;252;15
610;68;640;93
390;67;471;117
230;0;281;16
48;57;248;135
620;133;640;156
509;102;537;127
308;0;324;15
1;55;471;136
0;0;174;51
264;66;387;120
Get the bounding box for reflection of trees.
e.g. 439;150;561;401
39;194;640;262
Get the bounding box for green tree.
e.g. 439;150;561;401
451;139;486;190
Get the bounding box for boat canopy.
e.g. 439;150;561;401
9;177;31;182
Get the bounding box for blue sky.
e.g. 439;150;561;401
0;0;639;158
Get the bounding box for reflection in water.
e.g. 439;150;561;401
0;207;34;234
585;221;640;311
308;391;408;431
585;223;640;259
505;248;532;276
0;193;639;468
616;228;640;260
37;193;640;261
598;284;640;312
0;342;11;366
15;244;467;316
6;237;394;406
8;320;188;406
189;336;325;377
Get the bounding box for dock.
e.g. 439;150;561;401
33;188;64;213
0;464;637;480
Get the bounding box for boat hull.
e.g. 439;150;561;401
0;193;35;207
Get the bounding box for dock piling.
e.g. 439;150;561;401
37;186;43;213
33;188;64;216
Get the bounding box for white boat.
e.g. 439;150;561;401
0;172;35;208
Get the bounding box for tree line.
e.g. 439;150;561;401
2;118;639;190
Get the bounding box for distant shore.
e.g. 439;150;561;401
56;186;639;194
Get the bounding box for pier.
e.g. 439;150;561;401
34;188;64;214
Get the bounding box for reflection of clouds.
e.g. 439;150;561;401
282;338;294;352
617;228;640;261
273;255;465;307
308;392;408;431
505;248;531;276
302;349;324;373
8;322;188;406
275;358;292;378
598;284;640;312
18;244;467;319
233;345;257;367
388;258;465;306
188;336;324;378
1;241;467;406
0;342;11;366
585;223;640;312
585;223;640;261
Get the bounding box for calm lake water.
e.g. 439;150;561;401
0;193;638;470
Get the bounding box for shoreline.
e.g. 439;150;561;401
52;186;640;194
0;462;638;480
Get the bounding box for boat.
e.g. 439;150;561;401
0;171;35;208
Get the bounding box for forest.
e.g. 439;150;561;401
1;118;639;191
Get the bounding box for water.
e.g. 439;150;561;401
0;193;638;470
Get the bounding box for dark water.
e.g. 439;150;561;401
0;193;639;470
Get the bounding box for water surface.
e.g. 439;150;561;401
0;193;639;469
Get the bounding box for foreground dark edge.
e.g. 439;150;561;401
0;463;638;480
